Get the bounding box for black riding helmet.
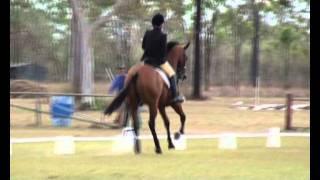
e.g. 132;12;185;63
152;13;165;26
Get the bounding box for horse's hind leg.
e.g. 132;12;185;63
148;105;162;154
128;98;141;154
159;107;175;149
171;103;186;134
131;107;141;154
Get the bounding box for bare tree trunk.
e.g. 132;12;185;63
69;0;102;105
70;8;93;105
204;31;212;91
68;16;75;82
233;16;242;96
284;46;290;89
192;0;202;99
250;0;260;87
72;13;81;95
212;41;220;86
69;0;126;105
234;42;242;96
205;11;218;91
80;27;94;104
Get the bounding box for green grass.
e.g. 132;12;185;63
10;137;309;180
10;97;310;179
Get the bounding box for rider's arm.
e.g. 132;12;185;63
142;31;148;50
159;34;167;64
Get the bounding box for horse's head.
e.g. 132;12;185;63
167;41;190;80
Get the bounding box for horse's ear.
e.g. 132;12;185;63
184;41;190;50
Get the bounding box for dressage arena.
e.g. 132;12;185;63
10;97;309;179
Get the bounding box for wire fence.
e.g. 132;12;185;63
10;92;118;128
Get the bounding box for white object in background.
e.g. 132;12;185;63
173;134;187;150
111;127;135;154
232;101;243;106
266;127;281;148
54;136;75;155
218;133;237;150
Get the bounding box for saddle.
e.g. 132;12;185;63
140;59;171;88
154;68;170;88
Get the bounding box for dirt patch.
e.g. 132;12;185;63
10;80;48;98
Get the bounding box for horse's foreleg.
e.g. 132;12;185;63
171;103;186;134
148;105;162;154
159;107;175;150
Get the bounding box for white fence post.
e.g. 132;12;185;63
173;134;187;150
111;128;135;154
54;136;75;155
218;133;237;150
266;127;281;148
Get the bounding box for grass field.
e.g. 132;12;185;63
10;137;309;180
10;95;309;180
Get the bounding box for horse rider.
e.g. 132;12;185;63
108;65;143;127
141;13;184;103
108;65;127;125
108;65;127;94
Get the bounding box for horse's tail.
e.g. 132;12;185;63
104;73;139;115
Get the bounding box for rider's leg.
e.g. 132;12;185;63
160;62;184;103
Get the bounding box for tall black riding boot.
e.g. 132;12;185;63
169;76;184;103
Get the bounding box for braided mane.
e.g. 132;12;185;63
167;41;179;54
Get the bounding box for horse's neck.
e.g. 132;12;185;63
168;57;178;71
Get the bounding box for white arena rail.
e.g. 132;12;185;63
10;131;309;155
10;132;309;144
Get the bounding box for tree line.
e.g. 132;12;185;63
10;0;310;101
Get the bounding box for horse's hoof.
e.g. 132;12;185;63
168;144;175;150
155;148;162;154
174;132;180;140
134;148;141;154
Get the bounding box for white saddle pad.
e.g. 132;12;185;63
155;68;170;88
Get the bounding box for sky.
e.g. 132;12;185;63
30;0;310;39
182;0;310;28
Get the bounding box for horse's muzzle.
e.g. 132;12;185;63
177;67;187;81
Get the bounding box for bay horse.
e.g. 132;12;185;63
104;41;190;154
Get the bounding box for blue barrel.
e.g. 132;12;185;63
50;96;74;127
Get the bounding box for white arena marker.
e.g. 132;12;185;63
54;136;75;155
266;127;281;148
173;134;187;150
218;133;237;150
111;127;135;155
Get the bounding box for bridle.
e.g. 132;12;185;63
176;51;187;82
177;63;186;81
